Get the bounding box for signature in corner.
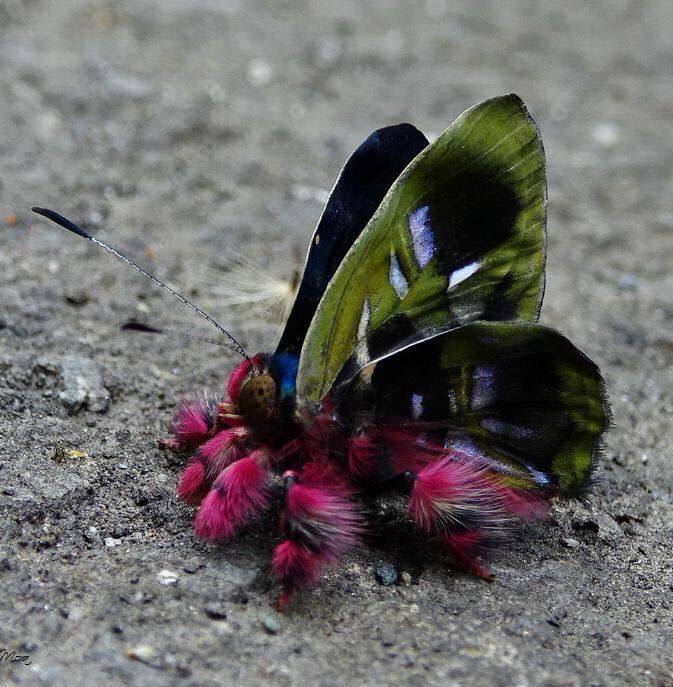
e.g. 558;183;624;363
0;648;32;666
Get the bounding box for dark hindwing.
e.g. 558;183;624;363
337;322;608;496
276;124;428;356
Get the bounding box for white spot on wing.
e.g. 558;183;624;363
470;365;497;409
448;261;479;289
357;298;370;340
408;205;433;268
355;298;371;367
388;249;408;299
480;417;538;441
411;393;423;419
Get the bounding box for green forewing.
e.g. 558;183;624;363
297;95;547;403
340;322;608;496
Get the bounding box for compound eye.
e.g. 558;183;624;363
238;374;277;423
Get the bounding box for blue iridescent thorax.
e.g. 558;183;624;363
269;353;299;401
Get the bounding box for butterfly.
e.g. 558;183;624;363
33;94;608;610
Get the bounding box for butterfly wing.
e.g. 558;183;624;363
337;322;608;496
296;95;547;404
276;124;428;356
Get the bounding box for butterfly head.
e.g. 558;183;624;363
238;373;278;424
218;351;301;427
217;354;280;426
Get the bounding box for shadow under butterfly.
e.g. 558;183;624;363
34;94;609;610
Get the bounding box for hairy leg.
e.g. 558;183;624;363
176;428;248;506
192;449;271;541
406;454;549;580
161;396;220;451
272;462;361;610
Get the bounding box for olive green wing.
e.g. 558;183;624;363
297;94;547;404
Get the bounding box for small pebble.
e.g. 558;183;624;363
64;288;89;306
59;355;110;413
104;537;122;548
592;122;620;147
617;273;638;290
248;59;272;86
375;563;399;586
563;538;580;548
400;571;413;586
156;569;179;586
204;603;228;620
126;645;157;663
130;590;153;605
262;615;281;635
208;83;226;103
105;70;153;100
183;560;202;574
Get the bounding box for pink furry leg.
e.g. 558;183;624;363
439;531;494;582
176;428;248;506
406;456;515;581
438;485;551;581
193;450;271;541
160;397;219;451
272;467;361;610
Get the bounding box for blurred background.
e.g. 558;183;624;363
1;1;672;686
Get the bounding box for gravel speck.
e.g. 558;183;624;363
59;355;110;413
183;560;203;574
617;273;638;290
563;538;580;548
156;570;179;586
204;602;228;620
375;563;399;586
262;615;281;635
126;645;158;664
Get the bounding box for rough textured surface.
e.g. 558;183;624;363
1;1;672;685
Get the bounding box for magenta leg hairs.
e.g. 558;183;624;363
272;463;361;610
406;454;549;580
192;448;271;542
176;428;247;506
161;397;218;451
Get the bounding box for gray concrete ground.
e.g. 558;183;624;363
1;1;672;685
